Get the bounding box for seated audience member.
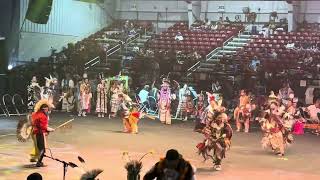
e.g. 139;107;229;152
270;49;277;60
285;41;295;49
143;149;196;180
175;32;184;41
27;173;42;180
306;97;320;123
259;25;269;38
304;52;313;65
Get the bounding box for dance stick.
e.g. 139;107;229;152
144;114;156;120
55;119;74;130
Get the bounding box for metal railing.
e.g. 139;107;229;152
84;56;100;70
1;94;27;117
84;33;142;70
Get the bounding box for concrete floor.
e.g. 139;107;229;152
0;113;320;180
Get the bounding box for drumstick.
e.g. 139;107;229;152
55;119;74;130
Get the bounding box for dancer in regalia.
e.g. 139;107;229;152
196;94;232;171
78;74;92;117
259;97;293;157
234;89;252;132
30;99;55;167
278;82;294;104
96;74;108;118
194;92;206;132
158;78;172;125
27;76;41;111
61;73;75;112
109;79;123;118
176;84;191;121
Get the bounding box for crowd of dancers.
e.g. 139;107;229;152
26;73;320;171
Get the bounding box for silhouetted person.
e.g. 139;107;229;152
27;172;42;180
143;149;196;180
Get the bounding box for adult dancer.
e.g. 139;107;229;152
96;75;108;118
234;89;252;132
158;78;172;125
109;80;123;118
78;74;92;117
27;76;41;111
197;95;232;171
30;99;55;167
259;99;293;157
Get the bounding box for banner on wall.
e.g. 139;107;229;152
25;0;53;24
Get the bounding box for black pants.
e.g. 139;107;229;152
36;133;45;164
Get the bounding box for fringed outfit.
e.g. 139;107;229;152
79;82;92;115
96;83;108;115
260;114;293;156
158;82;171;125
197;111;232;170
27;82;41;110
234;95;251;132
194;94;206;131
110;84;123;116
61;79;75;112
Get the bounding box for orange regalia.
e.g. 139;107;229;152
123;111;142;134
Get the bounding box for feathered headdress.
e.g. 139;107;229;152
80;169;103;180
34;99;54;112
44;75;57;87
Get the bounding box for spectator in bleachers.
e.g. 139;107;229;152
285;41;295;49
250;56;260;72
225;16;231;24
269;50;278;60
175;32;184;41
259;25;269;38
304;52;313;65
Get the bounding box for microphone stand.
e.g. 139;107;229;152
43;154;77;180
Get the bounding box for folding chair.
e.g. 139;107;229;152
146;96;158;116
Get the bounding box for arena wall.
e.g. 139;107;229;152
18;0;110;62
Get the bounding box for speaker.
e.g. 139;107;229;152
25;0;53;24
0;38;7;73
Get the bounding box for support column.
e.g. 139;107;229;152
287;3;293;31
187;2;192;28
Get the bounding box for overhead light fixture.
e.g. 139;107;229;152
8;64;13;70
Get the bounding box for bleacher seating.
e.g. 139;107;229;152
148;22;243;56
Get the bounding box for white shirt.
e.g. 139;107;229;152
138;89;149;103
307;104;320;122
305;87;314;105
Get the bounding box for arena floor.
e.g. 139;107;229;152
0;113;320;180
